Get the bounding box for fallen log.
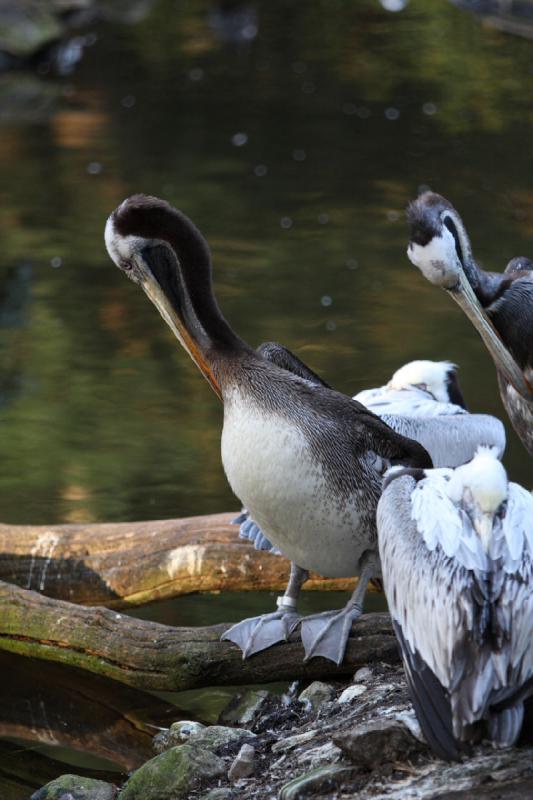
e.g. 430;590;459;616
0;580;398;691
0;512;358;608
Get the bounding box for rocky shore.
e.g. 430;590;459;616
32;661;533;800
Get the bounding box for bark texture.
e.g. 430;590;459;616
0;580;398;691
0;512;357;607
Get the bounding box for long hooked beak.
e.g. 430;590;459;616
448;269;533;401
137;245;223;401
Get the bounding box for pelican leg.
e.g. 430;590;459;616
300;558;375;666
221;563;308;658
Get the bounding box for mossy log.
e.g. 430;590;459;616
0;512;361;607
0;580;398;691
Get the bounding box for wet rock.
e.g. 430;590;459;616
219;688;271;726
227;743;255;780
298;681;334;711
333;718;425;768
337;683;367;704
120;745;225;800
31;774;116;800
279;764;359;799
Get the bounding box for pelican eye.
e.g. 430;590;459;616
120;259;133;271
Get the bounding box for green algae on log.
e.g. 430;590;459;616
0;580;398;691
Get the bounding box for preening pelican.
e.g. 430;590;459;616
238;353;505;551
378;447;533;760
104;195;432;666
407;192;533;456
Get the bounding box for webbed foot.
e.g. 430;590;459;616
300;603;363;665
221;604;301;658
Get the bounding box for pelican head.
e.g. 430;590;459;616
406;192;473;290
447;446;507;550
406;192;531;401
387;359;465;406
105;194;235;400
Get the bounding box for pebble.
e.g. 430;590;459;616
228;743;255;780
353;666;373;682
298;681;334;711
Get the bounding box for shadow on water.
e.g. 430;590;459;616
0;650;184;795
0;0;532;790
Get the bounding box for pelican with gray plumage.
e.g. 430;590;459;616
104;194;432;666
407;191;533;455
378;447;533;760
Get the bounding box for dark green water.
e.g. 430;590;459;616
0;0;532;789
0;0;530;531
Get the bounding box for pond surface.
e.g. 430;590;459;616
0;0;532;791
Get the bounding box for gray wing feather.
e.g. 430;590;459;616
377;474;533;746
381;413;506;468
355;386;467;417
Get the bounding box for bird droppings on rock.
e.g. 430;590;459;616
337;683;367;703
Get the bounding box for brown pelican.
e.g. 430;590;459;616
407;192;533;456
238;354;505;549
378;447;533;760
104;194;432;666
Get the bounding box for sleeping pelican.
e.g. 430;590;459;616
407;191;533;456
378;447;533;760
104;195;432;666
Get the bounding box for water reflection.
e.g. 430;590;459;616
0;4;530;517
0;650;183;785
